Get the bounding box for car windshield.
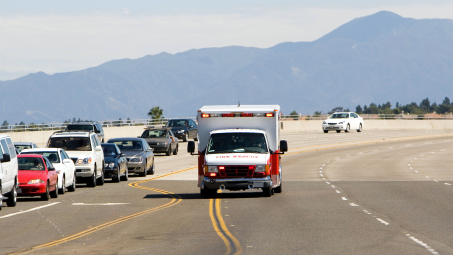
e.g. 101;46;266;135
142;130;167;138
66;125;94;131
166;120;188;127
101;145;117;156
207;133;268;154
109;140;143;151
20;151;60;163
48;137;91;151
330;113;349;119
15;145;31;153
18;157;45;170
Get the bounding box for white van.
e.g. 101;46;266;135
0;135;19;210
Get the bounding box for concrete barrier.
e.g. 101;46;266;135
6;120;453;147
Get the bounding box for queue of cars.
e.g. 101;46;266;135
0;119;197;210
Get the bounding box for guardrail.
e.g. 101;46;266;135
0;118;196;133
281;114;453;120
1;114;452;133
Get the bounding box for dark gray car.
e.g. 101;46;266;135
165;119;197;142
139;128;178;156
106;138;154;177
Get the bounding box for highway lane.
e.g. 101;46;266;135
0;130;452;254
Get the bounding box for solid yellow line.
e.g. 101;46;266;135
209;195;232;255
16;166;197;255
284;133;453;156
215;191;242;255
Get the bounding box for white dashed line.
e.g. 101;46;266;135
341;197;347;201
376;218;389;225
335;190;341;193
0;202;60;219
349;203;359;207
406;234;439;255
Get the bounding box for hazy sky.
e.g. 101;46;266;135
1;0;453;79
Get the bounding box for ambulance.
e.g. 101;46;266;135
187;105;287;197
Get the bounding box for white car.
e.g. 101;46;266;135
0;135;19;210
20;148;76;194
47;131;105;187
322;112;363;133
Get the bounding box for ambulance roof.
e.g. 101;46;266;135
211;129;266;134
199;105;280;113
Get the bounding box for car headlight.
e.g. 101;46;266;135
323;121;326;124
130;157;143;163
28;179;45;184
105;162;115;168
82;157;92;164
178;130;185;133
206;166;218;173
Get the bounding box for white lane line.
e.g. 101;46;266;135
335;190;341;193
331;185;335;188
406;234;439;255
341;197;347;201
363;210;371;215
319;174;324;177
0;202;60;219
325;181;330;184
445;183;451;186
349;203;359;207
425;176;430;179
71;203;131;205
376;218;389;225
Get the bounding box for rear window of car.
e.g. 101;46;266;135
48;137;92;151
15;145;32;153
21;151;60;163
108;140;143;151
166;120;188;127
66;125;94;131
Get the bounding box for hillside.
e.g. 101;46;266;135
1;11;453;124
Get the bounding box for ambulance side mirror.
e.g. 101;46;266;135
187;141;195;154
280;140;288;153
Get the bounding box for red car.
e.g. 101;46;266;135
17;154;59;200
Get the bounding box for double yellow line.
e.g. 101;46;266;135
209;191;242;255
16;167;196;255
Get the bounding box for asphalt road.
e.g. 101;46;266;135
1;130;452;255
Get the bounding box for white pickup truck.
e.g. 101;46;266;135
188;105;287;197
0;135;19;210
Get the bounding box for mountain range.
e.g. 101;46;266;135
1;10;453;124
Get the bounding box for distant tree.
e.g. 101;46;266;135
126;117;131;124
420;98;430;111
289;110;298;116
355;105;363;113
363;105;368;112
395;102;399;108
72;117;76;123
313;111;323;115
442;97;450;106
148;106;164;120
328;107;343;114
1;120;8;129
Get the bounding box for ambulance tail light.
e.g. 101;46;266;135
201;113;210;118
241;113;254;117
222;113;234;117
265;113;274;117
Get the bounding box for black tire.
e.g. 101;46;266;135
7;184;17;207
112;172;121;182
183;134;188;142
323;130;328;133
357;124;362;132
263;186;272;197
120;168;129;181
345;124;350;133
194;136;198;142
165;146;171;156
173;145;178;155
59;175;66;194
68;173;76;192
200;188;216;198
96;168;105;186
87;169;97;187
336;130;341;133
274;182;282;193
0;186;3;210
50;182;58;198
148;161;155;175
41;183;50;201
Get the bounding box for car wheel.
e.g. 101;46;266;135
336;130;341;133
68;173;76;192
148;161;155;175
87;169;97;187
121;168;129;181
50;182;58;198
41;183;50;201
357;124;362;132
194;136;198;142
113;170;121;182
323;130;328;133
7;183;17;207
165;146;171;156
263;186;272;197
96;168;105;186
139;162;146;177
183;134;188;142
59;175;66;194
173;145;178;155
345;124;350;133
274;181;282;193
0;186;3;210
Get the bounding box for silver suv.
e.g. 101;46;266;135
47;131;105;187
